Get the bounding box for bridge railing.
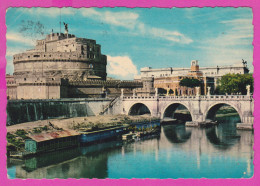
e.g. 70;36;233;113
199;95;253;100
123;96;156;100
122;95;253;100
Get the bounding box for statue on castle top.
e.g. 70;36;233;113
63;22;68;34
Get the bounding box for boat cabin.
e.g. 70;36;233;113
25;130;80;153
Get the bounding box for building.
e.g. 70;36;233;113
13;32;107;83
136;60;249;88
152;60;215;96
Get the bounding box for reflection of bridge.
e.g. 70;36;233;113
120;95;254;128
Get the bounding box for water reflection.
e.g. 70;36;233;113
163;124;191;143
8;116;254;179
205;115;245;150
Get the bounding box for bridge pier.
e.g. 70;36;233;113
237;115;254;130
185;113;205;127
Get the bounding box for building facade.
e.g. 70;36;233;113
136;60;249;88
153;60;215;96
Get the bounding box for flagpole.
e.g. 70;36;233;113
60;8;61;35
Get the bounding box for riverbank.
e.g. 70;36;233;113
6;114;159;155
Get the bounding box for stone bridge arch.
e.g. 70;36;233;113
161;102;194;121
126;102;152;116
204;102;242;122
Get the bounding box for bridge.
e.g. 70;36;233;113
120;94;254;129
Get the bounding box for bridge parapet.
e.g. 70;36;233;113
123;95;253;101
199;95;253;101
123;96;157;100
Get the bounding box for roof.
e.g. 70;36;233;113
28;130;80;142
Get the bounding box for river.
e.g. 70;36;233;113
7;115;254;179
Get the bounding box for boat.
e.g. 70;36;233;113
79;125;127;144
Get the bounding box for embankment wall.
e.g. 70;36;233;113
6;98;121;125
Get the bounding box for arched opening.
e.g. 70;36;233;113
206;104;241;124
205;104;242;149
128;103;151;116
163;103;192;123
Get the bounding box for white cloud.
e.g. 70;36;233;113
81;9;192;44
22;8;75;17
81;9;139;29
220;18;252;25
107;55;138;80
6;32;35;46
148;27;193;44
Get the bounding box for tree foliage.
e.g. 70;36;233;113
216;73;253;95
179;78;201;88
158;88;167;94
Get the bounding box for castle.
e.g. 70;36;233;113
7;29;143;99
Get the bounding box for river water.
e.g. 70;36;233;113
7;115;254;179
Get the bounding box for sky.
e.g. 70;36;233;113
5;7;253;80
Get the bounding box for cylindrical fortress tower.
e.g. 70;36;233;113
13;33;107;84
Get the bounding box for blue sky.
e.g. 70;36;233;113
6;7;253;80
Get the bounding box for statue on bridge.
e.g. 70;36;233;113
133;89;136;97
155;88;158;97
207;87;211;96
196;87;200;97
246;85;251;96
121;88;124;98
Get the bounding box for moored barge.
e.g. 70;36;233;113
79;125;127;144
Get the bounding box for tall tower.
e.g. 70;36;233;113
191;60;199;72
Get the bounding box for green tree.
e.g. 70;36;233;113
169;89;174;94
158;88;167;94
216;73;253;95
179;78;201;88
